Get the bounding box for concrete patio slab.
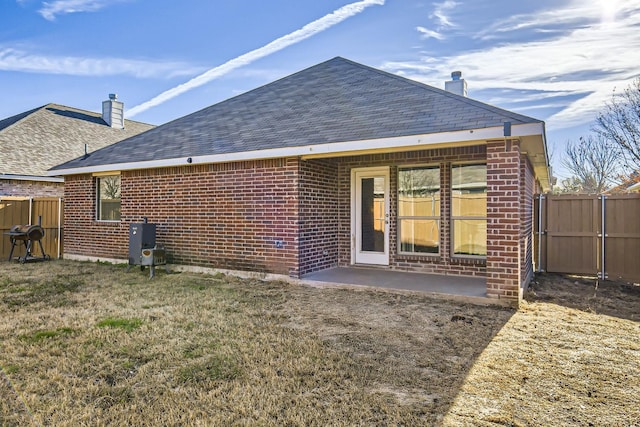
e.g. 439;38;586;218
301;266;489;301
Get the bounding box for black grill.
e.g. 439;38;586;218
5;224;50;263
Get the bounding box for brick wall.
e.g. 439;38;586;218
1;179;64;197
64;159;301;277
486;139;521;300
299;159;339;275
63;143;535;300
64;174;128;258
336;146;487;277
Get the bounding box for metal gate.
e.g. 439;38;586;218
0;197;64;261
535;193;640;282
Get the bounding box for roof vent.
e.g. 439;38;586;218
445;71;467;97
102;93;124;129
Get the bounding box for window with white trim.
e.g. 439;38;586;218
451;163;486;257
96;175;121;221
398;166;440;254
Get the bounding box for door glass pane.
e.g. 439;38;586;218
361;177;385;252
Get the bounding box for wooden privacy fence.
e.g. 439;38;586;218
0;197;64;261
535;193;640;282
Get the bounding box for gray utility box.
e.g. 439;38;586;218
128;222;156;265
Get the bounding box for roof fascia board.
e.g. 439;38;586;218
1;174;64;183
510;122;544;137
48;123;544;176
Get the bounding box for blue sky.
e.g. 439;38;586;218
2;0;639;178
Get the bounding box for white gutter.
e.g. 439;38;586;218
1;174;64;183
538;122;551;190
48;123;545;176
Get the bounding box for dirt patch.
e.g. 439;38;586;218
527;272;640;321
279;286;515;421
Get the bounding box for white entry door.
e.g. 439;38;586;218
352;167;390;265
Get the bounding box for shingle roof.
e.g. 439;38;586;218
0;104;153;178
51;57;542;171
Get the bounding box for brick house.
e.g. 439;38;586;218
0;97;153;197
50;57;550;303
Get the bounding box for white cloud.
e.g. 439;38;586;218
415;1;457;41
38;0;114;20
474;0;637;40
0;47;201;78
128;0;385;117
416;26;444;40
430;0;458;28
386;0;640;130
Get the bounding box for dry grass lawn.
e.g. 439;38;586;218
0;261;638;426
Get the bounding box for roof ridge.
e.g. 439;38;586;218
43;103;155;126
0;104;48;134
334;57;541;124
138;57;351;132
0;102;155;130
147;56;538;134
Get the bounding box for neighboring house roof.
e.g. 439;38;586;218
0;103;154;181
50;57;550;189
627;180;640;192
606;171;640;194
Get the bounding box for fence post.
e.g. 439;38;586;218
599;195;607;280
57;197;62;259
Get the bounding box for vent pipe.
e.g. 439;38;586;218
445;71;468;97
102;93;124;129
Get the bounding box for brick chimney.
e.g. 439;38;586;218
102;93;124;129
445;71;467;97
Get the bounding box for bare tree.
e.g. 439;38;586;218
555;176;588;194
593;78;640;172
561;135;621;193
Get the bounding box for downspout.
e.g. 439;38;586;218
28;197;33;225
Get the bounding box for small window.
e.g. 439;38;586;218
451;164;486;257
97;175;121;221
398;166;440;255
